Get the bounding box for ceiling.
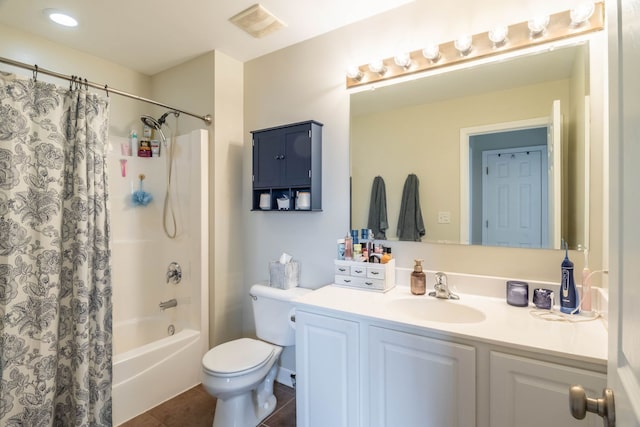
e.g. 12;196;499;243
0;0;412;76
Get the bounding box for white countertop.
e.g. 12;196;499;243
293;284;608;366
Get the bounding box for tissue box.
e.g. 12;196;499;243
269;261;300;289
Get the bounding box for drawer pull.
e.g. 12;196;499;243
354;269;363;274
365;281;373;286
338;267;347;272
370;271;380;275
344;279;351;283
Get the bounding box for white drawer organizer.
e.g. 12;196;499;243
334;259;395;292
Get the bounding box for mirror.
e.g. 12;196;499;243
350;41;592;249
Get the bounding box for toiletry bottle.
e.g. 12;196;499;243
353;243;362;261
337;239;345;260
381;247;392;264
560;243;579;314
344;234;353;261
130;130;138;155
411;259;426;295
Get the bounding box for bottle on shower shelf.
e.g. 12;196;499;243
130;129;138;155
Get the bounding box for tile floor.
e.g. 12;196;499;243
120;382;296;427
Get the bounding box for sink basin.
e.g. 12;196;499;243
386;297;486;324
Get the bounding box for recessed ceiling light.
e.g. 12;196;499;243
44;9;78;27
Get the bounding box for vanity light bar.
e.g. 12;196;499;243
345;2;604;89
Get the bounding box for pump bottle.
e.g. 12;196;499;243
411;259;426;295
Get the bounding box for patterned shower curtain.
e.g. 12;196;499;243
0;72;112;426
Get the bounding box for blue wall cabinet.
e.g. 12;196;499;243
251;120;322;211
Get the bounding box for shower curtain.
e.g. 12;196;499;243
0;72;112;426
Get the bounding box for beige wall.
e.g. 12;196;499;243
351;79;571;244
243;2;609;334
151;51;244;348
0;23;150;137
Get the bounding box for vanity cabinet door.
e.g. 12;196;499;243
296;311;360;427
489;352;606;427
368;326;476;427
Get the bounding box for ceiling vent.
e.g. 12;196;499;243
229;4;286;38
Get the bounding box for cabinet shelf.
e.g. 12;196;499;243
251;120;322;211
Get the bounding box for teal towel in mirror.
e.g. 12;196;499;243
367;175;388;239
397;173;425;241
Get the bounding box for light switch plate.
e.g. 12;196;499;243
438;211;451;224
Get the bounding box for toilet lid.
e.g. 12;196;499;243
202;338;275;375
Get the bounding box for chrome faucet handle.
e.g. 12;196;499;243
166;262;182;284
430;272;460;300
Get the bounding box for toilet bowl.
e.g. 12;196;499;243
202;338;282;426
201;284;311;427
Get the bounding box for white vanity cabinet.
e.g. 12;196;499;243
295;311;360;427
489;352;606;427
293;285;607;427
368;326;476;427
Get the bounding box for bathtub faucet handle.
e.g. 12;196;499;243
166;262;182;284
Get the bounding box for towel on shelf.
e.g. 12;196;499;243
397;173;425;241
367;176;388;239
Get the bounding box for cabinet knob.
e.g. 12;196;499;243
569;385;615;426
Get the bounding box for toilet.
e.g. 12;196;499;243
201;284;311;427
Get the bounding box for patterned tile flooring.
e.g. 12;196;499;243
120;382;296;427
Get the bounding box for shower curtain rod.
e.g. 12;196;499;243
0;55;212;125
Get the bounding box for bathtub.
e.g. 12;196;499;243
112;320;204;426
109;129;210;426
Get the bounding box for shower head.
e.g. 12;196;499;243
140;110;179;142
140;110;178;129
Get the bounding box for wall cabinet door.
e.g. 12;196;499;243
251;120;322;210
296;311;360;427
489;351;606;427
368;326;476;427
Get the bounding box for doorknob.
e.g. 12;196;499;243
569;385;615;427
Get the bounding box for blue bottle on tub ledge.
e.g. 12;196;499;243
560;241;579;314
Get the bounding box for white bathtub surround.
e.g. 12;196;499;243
110;130;209;425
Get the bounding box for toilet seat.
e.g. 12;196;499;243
202;338;275;377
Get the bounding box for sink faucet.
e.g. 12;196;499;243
159;299;177;310
428;272;459;300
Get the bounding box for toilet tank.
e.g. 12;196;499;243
250;284;311;346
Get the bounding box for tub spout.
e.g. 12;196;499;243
159;299;177;310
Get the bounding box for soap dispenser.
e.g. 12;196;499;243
411;259;426;295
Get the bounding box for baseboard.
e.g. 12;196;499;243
276;366;295;388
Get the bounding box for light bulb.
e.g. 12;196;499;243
346;66;363;81
368;59;387;75
488;26;509;46
528;15;549;36
422;44;440;62
570;2;595;26
394;52;412;69
454;35;472;55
